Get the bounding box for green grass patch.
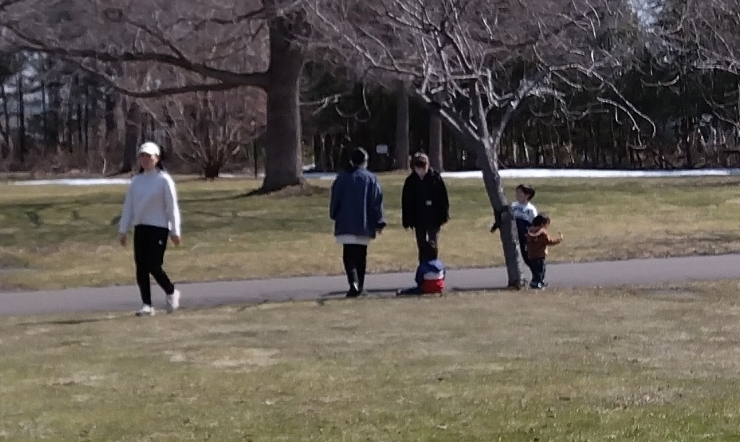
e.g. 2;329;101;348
1;175;740;290
2;281;740;440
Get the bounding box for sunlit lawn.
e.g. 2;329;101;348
1;174;739;290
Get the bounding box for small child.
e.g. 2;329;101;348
397;241;445;295
526;214;563;290
490;183;538;271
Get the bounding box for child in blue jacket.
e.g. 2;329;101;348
397;241;445;295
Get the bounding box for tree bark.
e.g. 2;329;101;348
475;137;521;288
0;85;11;159
122;99;141;173
429;106;444;171
470;88;521;288
394;80;410;170
17;75;26;162
261;16;304;192
104;92;117;155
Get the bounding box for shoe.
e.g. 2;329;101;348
346;283;361;298
396;288;420;296
166;289;181;313
136;304;155;316
529;283;545;290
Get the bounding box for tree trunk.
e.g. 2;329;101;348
16;75;26;162
122;99;141;173
261;16;304;192
75;76;83;151
394;80;410;170
429;106;444;171
0;85;11;159
104;93;117;155
475;138;522;288
312;132;324;172
40;78;48;152
469;86;521;288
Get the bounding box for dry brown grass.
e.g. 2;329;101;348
1;175;740;290
2;281;740;440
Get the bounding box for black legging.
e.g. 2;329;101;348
134;225;175;306
342;244;367;293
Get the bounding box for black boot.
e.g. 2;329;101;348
343;245;361;298
357;245;368;296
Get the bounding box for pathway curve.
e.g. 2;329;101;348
1;254;737;316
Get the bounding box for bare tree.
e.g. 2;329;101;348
142;85;266;179
394;80;410;169
309;0;650;286
0;0;310;191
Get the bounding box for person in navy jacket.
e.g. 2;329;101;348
330;147;386;297
397;241;445;295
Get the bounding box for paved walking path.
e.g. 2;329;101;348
1;254;738;316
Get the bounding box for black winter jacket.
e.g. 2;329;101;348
401;169;450;228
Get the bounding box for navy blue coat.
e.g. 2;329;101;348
330;167;386;238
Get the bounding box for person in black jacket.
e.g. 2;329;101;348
401;152;450;263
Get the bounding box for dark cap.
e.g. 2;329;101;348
350;147;368;166
411;152;429;167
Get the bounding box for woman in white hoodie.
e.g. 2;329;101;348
118;142;182;316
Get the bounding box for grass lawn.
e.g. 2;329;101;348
1;174;739;290
3;280;740;440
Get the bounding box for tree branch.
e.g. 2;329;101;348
4;27;269;89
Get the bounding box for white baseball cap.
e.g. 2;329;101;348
138;142;161;157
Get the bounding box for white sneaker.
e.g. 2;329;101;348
166;289;181;313
136;304;155;316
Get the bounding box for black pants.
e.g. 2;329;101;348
414;225;441;262
519;234;532;271
342;244;368;293
530;258;546;286
134;225;175;306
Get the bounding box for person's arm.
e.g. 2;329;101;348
438;176;450;225
329;176;341;221
163;174;182;238
372;177;386;231
490;220;499;232
493;202;517;233
118;182;134;235
546;232;562;246
530;204;538;222
401;175;411;228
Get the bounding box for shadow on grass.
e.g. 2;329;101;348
178;184;329;203
244;183;330;198
179;193;250;203
17;316;129;327
320;286;512;299
321;288;398;298
447;286;514;293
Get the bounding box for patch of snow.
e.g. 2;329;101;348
307;168;740;181
12;178;131;186
8;168;740;186
482;168;740;179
